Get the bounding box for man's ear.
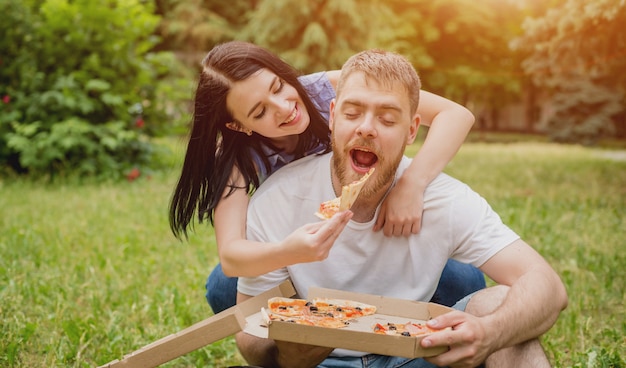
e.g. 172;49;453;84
328;99;336;132
407;113;420;145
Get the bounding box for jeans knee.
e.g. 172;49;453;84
465;285;510;316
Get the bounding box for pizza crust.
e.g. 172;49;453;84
315;168;375;220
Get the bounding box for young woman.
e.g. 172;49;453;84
169;41;485;313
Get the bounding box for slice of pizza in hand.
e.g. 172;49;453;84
315;168;375;220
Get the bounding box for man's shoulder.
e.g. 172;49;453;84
397;156;470;195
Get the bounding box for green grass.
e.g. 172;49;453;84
1;137;625;367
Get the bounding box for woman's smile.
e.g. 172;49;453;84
280;104;301;127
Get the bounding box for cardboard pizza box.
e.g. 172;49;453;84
244;286;454;359
99;281;454;367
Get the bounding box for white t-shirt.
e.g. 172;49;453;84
239;153;519;303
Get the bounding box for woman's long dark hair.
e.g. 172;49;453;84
169;41;331;239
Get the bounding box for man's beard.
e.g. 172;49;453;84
331;139;405;199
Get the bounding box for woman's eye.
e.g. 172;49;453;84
253;108;266;119
274;79;284;94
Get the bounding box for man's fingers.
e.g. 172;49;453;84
427;311;465;330
421;311;468;348
373;205;387;232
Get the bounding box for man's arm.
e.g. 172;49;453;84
477;239;568;343
421;239;567;366
235;292;334;368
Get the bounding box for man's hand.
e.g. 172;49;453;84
280;211;352;264
421;311;495;368
374;179;423;236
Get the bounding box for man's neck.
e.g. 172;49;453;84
350;199;381;223
330;168;392;223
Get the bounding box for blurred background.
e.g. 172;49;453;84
1;1;625;367
1;0;624;179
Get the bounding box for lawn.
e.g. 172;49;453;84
1;137;624;367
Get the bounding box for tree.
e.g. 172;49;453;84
239;0;381;72
512;0;626;143
319;0;531;133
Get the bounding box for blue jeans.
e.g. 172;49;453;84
205;259;485;314
318;354;437;368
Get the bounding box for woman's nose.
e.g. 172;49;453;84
270;97;290;120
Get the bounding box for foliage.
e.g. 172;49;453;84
383;0;524;109
512;0;626;143
153;0;256;68
155;0;241;52
145;0;626;143
0;139;624;366
240;0;378;73
0;0;191;179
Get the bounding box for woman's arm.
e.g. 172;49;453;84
216;167;352;277
374;90;475;236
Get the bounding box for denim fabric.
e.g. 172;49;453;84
205;263;238;314
317;354;438;368
428;259;485;307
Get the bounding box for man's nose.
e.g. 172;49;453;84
356;114;377;138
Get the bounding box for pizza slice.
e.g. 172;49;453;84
262;297;378;329
262;307;350;328
266;297;311;318
373;321;439;337
310;298;377;319
315;168;375;220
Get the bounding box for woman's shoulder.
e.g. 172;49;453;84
298;72;335;121
298;72;334;95
255;154;330;196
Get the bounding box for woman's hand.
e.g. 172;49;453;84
280;211;353;263
374;177;424;237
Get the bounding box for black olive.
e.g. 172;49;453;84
309;306;318;312
401;332;411;337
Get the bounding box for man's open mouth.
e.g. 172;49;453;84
350;148;378;170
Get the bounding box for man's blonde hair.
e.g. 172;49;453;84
336;49;421;115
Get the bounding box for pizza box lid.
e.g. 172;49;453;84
98;280;297;368
244;286;454;359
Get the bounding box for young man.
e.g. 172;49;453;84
235;49;568;368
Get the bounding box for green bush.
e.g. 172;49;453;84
0;0;191;179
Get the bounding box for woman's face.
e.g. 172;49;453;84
226;69;311;141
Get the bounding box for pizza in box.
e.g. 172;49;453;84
262;296;440;337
